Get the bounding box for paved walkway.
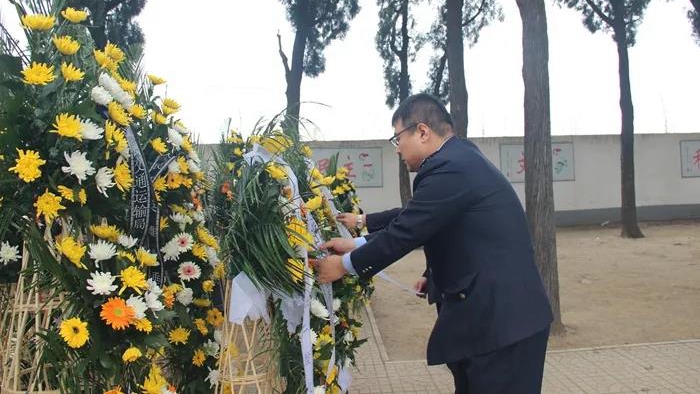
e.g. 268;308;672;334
350;306;700;393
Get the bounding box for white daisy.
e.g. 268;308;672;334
0;241;20;265
332;298;341;312
144;291;164;312
213;329;223;344
88;240;117;262
310;299;329;319
167;160;181;174
126;295;148;319
314;386;326;394
86;271;118;295
192;208;205;223
160;239;180;261
343;331;354;344
205;367;220;388
167;128;183;150
98;73;122;96
90;86;113;105
95;167;116;197
174;232;194;253
202;339;220;357
177;261;202;282
173;122;189;135
170;212;192;231
62;151;96;184
205;246;219;267
176;287;193;306
80;119;104;140
309;328;318;345
118;234;138;249
146;278;163;295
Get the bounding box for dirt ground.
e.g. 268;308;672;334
369;220;700;361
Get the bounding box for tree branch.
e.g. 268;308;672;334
388;11;401;55
105;0;122;13
463;0;488;26
584;0;614;27
277;31;291;81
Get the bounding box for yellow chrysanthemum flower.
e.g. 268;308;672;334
119;266;148;295
332;185;345;196
52;35;80;55
192;349;206;367
206;308;224;327
90;223;121;242
319;175;336;186
168;327;190;345
35;190;65;223
128;104;146;119
150;138;168;154
196;226;219;250
180;137;193;153
286;217;314;250
9;148;46;182
159;217;169;231
176;156;189;173
104;43;125;63
304;195;323;211
114;159;133;192
114;74;136;93
61;7;88;23
301;145;313;157
60;62;84;81
133;317;153;333
191;243;207;261
136;247;158;267
119;251;136;263
287;258;305;283
50;113;82;140
212;263;226;280
21;14;55;31
107;101;130;126
122;346;142;363
21;62;55;85
202;280;215;293
55;235;87;269
233;147;243;157
57;185;75;202
261;134;293;154
162;98;180;111
94;49;117;71
152;111;167;125
266;163;287;181
193;318;208;335
147;74;166;85
59;317;89;348
78;189;87;205
193;298;211;308
140;365;168;394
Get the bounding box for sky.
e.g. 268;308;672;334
2;0;700;143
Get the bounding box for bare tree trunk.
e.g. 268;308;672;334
282;0;311;138
398;0;412;206
515;0;563;334
612;0;644;238
446;0;468;138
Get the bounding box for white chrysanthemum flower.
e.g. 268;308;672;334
309;328;318;345
144;291;164;312
80;119;104;140
86;271;118;295
187;159;200;174
167;128;183;149
332;298;341;312
88;240;117;262
176;287;193;306
314;386;325;394
170;212;192;230
344;331;354;344
213;329;223;344
177;261;202;282
205;368;220;388
160;239;180;261
167;159;181;174
205;246;219;267
173;122;189;135
90;86;113;105
192;210;205;223
189;150;200;163
146;278;163;295
62;151;96;184
95;167;116;197
114;90;133;108
202;339;220;357
0;241;20;265
174;232;194;253
118;234;138;249
98;73;122;96
310;299;329;319
127;295;148;319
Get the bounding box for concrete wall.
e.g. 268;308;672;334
308;133;700;225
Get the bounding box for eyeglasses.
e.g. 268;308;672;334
389;123;417;147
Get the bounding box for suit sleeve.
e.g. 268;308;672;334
366;208;402;233
350;166;471;279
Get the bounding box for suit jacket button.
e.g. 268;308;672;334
459;293;466;300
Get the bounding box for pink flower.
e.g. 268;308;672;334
177;261;201;282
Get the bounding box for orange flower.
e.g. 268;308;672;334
100;297;135;330
104;387;125;394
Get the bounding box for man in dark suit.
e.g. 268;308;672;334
317;93;553;393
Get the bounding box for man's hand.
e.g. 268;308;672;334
336;213;358;228
414;276;428;298
316;254;347;284
320;237;357;254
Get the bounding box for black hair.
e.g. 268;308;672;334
391;93;453;136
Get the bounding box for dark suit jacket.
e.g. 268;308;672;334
350;137;553;365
